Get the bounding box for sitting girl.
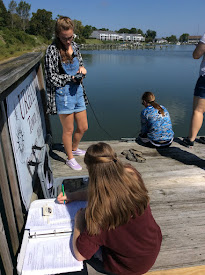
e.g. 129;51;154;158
57;142;162;275
139;91;174;147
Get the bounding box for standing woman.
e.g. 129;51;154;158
183;33;205;147
45;16;88;171
138;91;174;147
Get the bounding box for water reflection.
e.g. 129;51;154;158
81;53;93;65
50;45;205;142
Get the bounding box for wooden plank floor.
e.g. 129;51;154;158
50;137;205;274
146;265;205;275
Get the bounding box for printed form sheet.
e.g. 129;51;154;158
25;200;87;234
22;234;83;274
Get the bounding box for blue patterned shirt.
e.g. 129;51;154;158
141;106;174;141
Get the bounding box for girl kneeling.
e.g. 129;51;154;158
66;142;162;275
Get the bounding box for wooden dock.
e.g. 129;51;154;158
50;138;205;275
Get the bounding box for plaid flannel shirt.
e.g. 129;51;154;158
45;41;88;114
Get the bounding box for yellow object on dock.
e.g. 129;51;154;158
146;265;205;275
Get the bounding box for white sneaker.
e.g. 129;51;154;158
66;158;82;171
72;148;86;156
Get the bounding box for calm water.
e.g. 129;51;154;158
50;44;205;142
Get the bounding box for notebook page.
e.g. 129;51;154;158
25;200;87;234
21;234;83;274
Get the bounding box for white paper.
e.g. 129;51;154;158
25;200;87;235
22;234;83;275
20;199;87;274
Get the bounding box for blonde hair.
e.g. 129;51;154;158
84;142;149;235
142;91;165;116
55;16;74;63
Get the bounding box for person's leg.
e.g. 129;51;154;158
59;113;74;160
188;96;205;142
72;110;88;151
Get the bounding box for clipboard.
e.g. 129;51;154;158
17;199;87;275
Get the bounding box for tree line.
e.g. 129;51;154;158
0;0;189;44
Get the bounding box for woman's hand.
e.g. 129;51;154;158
57;189;88;204
57;192;70;204
78;66;87;75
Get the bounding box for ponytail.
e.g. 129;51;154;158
142;91;165;116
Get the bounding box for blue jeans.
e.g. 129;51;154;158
194;75;205;99
55;54;86;114
56;83;86;114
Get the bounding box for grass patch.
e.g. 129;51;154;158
0;28;50;62
85;38;103;45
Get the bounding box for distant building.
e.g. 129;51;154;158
188;36;201;44
155;38;168;44
90;30;145;42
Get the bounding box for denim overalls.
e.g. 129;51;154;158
55;52;86;114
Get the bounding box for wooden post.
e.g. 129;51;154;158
0;213;13;274
0;137;19;255
0;101;24;233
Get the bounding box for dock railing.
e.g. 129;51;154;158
0;52;50;274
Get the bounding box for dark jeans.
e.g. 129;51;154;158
86;257;116;275
194;75;205;98
59;258;116;275
138;134;172;148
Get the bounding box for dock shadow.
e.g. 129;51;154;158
156;145;205;170
136;137;205;170
174;136;205;146
49;143;66;163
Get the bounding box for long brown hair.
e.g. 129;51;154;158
84;142;149;235
142;91;165;116
55;16;74;63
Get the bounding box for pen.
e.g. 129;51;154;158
62;184;65;204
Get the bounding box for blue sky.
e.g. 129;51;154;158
3;0;204;38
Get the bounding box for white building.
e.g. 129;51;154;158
188;36;201;44
155;38;168;44
90;30;145;42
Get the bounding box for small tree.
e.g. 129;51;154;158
0;0;10;27
73;19;84;37
16;0;31;31
99;27;109;31
82;25;93;39
166;35;177;44
145;29;156;42
179;33;189;43
28;9;54;40
137;29;144;36
8;0;17;28
118;28;130;33
129;27;137;34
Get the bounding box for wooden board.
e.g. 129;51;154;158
0;52;43;99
